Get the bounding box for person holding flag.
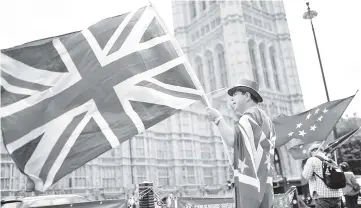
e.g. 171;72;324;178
301;143;344;208
206;78;276;208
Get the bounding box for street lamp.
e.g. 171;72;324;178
303;2;330;102
303;2;340;162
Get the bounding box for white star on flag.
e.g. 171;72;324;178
299;145;304;149
302;149;307;154
299;130;306;137
314;108;320;114
238;158;248;173
317;116;323;121
306;113;312;120
310;125;317;131
323;108;328;114
296;122;303;129
288;132;294;137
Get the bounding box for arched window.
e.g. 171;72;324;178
201;1;206;10
270;47;281;91
195;57;205;88
259;44;270;88
216;45;227;87
251;0;258;8
260;1;268;12
248;40;259;83
205;51;216;91
271;102;278;117
190;1;197;19
274;148;283;176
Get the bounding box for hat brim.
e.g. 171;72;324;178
227;86;263;103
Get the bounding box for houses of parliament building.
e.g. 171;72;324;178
1;0;305;198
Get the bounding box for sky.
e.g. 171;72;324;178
0;0;360;117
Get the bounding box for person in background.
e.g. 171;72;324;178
301;144;343;208
340;162;360;208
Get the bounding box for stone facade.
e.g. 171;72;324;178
0;0;305;199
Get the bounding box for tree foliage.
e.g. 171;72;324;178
335;116;361;174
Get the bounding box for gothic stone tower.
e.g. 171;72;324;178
172;0;306;183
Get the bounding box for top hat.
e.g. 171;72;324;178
227;79;263;103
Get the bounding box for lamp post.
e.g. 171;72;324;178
303;2;340;162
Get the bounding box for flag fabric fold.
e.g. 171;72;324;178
323;127;360;153
274;94;356;148
233;107;275;208
288;142;322;160
1;4;204;191
288;127;360;160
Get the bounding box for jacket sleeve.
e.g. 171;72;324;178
302;157;315;180
350;173;360;190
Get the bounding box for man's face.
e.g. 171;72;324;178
231;91;248;114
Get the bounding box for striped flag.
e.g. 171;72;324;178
233;107;276;208
1;5;204;191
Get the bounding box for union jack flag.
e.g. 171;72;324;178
0;5;204;191
233;107;275;208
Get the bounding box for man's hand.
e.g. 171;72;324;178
206;107;222;122
206;107;235;146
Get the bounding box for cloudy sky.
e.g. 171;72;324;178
1;0;360;116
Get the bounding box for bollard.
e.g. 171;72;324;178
139;181;155;208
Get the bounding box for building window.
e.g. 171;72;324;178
201;143;212;160
215;17;221;25
190;1;197;19
158;167;170;186
260;1;268;12
201;1;206;10
206;52;216;91
183;167;196;184
224;167;228;183
271;103;278;117
157;141;168;159
184;140;193;158
248;41;259;83
203;167;214;184
195;57;205;88
270;47;281;91
244;14;252;23
195;115;208;135
135;137;145;157
136;166;146;183
216;45;227;87
205;25;210;33
181;112;192;133
211;20;216;29
251;0;258;8
259;45;270;88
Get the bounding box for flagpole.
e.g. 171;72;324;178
202;89;234;170
303;2;340;162
129;138;134;185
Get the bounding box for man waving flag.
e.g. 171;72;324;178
206;79;275;208
1;4;204;191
